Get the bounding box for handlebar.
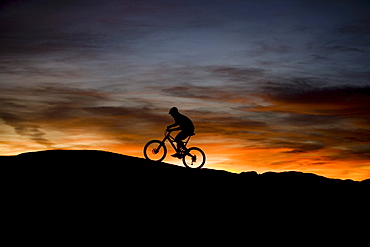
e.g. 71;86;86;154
164;128;178;136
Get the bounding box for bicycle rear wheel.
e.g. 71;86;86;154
144;140;167;162
182;147;206;168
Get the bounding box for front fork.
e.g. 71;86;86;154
154;141;165;154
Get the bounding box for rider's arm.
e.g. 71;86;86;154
167;123;180;131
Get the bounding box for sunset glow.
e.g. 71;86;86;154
1;0;370;181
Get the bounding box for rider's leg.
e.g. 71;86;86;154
172;131;188;157
176;131;189;150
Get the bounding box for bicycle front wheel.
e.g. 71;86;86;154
182;147;206;169
143;140;167;162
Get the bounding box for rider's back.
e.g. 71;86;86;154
174;113;195;132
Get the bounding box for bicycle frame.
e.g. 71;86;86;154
161;130;191;153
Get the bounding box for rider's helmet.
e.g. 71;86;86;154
169;107;179;115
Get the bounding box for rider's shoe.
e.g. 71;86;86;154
171;152;182;158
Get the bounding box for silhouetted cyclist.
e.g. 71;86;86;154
166;107;195;158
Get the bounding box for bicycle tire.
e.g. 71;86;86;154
143;140;167;162
182;147;206;169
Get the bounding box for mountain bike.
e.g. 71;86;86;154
143;130;206;168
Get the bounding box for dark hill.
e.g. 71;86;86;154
2;149;237;180
2;150;368;184
2;150;369;229
1;150;368;208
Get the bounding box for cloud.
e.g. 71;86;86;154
259;83;370;116
243;83;370;161
281;141;325;154
210;66;266;81
249;42;292;56
160;65;267;103
0;84;104;147
0;0;158;58
0;83;169;149
0;84;143;148
0;111;53;148
336;21;370;35
163;86;241;103
195;115;268;137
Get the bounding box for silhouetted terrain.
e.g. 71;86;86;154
2;150;369;229
2;150;368;194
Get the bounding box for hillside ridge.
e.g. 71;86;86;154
2;149;368;184
2;150;369;212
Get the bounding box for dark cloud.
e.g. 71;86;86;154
282;142;325;154
0;110;53;148
325;45;366;53
0;84;107;147
314;127;370;144
163;86;239;102
336;22;370;35
196;115;268;136
162;65;266;102
249;42;292;56
14;124;53;148
246;83;370;160
211;66;266;81
0;0;157;56
0;83;168;147
334;146;370;161
282;113;339;127
261;84;370;116
83;106;166;127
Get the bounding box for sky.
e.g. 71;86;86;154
1;0;370;180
